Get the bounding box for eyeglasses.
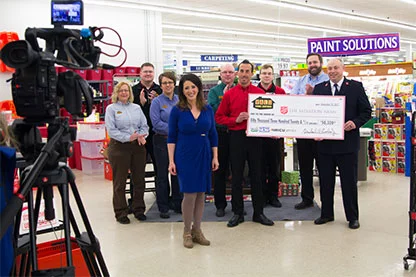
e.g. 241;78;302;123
161;81;175;85
221;71;235;74
141;70;154;74
118;89;129;92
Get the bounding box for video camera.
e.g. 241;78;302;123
0;0;121;164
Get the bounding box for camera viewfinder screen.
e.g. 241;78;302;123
51;1;83;25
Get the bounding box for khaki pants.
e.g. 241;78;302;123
108;139;146;219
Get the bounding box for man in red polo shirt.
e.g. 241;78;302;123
258;64;286;209
216;60;274;227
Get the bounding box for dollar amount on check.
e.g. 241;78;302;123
247;94;346;140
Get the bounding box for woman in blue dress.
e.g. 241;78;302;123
168;74;219;249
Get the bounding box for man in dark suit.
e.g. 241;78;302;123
312;58;371;230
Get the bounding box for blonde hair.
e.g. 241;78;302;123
0;114;18;148
112;81;134;103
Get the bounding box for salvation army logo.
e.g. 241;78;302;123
280;106;288;114
252;96;274;110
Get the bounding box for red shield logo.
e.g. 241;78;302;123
280;106;288;114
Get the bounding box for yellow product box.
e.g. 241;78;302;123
382;157;396;173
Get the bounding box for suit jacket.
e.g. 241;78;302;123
313;78;372;154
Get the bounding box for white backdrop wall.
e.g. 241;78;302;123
0;0;162;101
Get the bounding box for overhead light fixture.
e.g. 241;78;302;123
86;0;360;35
163;24;306;42
400;0;416;4
162;35;305;49
248;0;416;32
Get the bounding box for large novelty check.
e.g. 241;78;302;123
247;94;346;140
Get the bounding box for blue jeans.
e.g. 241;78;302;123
153;134;182;213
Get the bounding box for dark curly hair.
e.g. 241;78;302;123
177;73;206;110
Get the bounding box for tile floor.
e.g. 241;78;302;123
37;169;414;277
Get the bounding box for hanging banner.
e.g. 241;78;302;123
308;33;400;56
200;55;238;62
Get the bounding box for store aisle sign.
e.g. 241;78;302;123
190;66;212;71
308;33;400;56
200;55;238;62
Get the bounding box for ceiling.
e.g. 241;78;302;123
113;0;416;67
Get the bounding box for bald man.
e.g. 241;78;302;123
312;58;371;230
208;64;236;217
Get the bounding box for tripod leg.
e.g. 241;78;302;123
65;167;110;277
57;184;99;276
28;188;39;271
60;182;74;267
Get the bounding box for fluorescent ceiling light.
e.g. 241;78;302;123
163;43;306;56
163;47;307;59
162;35;305;49
401;0;416;4
248;0;416;32
86;0;360;36
163;24;306;42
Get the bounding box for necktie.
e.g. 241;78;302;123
334;84;339;96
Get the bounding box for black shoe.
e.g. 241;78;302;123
135;214;147;221
117;216;130;224
160;212;170;219
227;214;244;227
216;208;225;217
269;196;282;208
314;217;334;225
294;201;314;210
252;214;274;226
348;220;360;229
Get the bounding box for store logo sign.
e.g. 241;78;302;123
387;68;407;74
252;96;274;110
308;33;400;56
359;69;377;76
200;55;238;62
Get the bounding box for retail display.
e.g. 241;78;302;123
368;107;406;173
403;112;416;270
279;171;300;197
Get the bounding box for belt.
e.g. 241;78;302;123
154;133;168;138
110;138;136;144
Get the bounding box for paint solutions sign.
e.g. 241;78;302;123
200;55;238;62
307;33;400;56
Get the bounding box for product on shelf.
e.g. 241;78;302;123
397;158;405;174
382;157;396;173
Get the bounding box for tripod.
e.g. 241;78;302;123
14;163;109;276
1;119;109;276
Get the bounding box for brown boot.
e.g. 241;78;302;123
191;228;210;246
183;230;193;249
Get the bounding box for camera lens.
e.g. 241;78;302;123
0;40;37;68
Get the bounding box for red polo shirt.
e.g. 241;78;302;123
258;83;286;94
215;83;265;131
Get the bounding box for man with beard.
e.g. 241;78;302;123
291;53;328;210
216;60;274;227
208;63;236;217
132;62;162;175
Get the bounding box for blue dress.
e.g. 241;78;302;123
168;105;218;193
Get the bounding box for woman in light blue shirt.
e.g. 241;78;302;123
105;81;149;224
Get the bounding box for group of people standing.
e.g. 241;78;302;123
105;63;218;249
105;53;371;249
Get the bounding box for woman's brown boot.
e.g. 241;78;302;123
191;228;210;246
183;230;193;248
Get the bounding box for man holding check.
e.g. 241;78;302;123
312;58;371;230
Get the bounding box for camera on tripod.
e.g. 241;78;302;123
0;1;114;275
